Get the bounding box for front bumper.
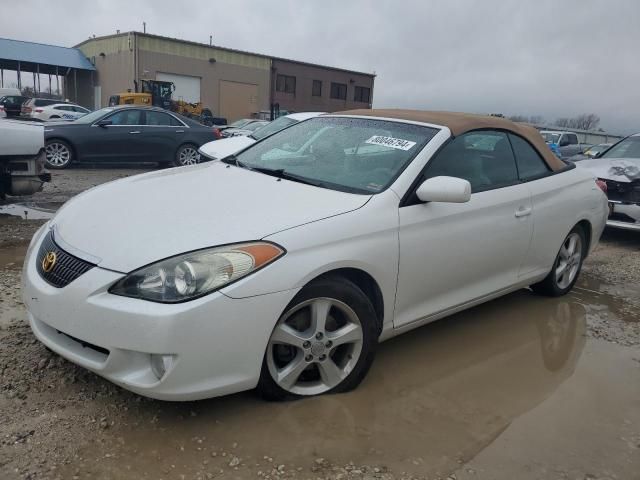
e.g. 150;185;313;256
23;228;298;401
607;202;640;232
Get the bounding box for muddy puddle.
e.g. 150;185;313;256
0;244;27;269
59;289;639;480
0;201;62;220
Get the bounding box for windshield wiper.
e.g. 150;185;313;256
248;167;322;187
221;157;322;187
220;154;249;168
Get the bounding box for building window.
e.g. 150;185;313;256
312;80;322;97
330;82;347;100
276;74;296;94
354;86;371;103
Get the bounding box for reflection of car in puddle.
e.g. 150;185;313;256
0;202;60;220
99;291;586;478
263;292;586;471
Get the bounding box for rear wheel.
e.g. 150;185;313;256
531;226;586;296
257;276;378;401
45;139;73;169
174;144;200;167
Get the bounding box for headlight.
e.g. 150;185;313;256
109;242;285;303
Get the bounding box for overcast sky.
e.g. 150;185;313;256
2;0;639;134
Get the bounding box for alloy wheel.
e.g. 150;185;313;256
45;142;71;167
266;298;364;396
555;233;582;289
178;146;200;165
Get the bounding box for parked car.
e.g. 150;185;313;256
220;119;269;138
0;120;51;198
43;105;218;168
567;143;613;162
540;130;585;159
576;133;640;231
199;112;325;162
21;98;67;119
30;103;91;121
0;95;29;118
23;110;607;401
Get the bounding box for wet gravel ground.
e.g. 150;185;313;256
1;167;639;480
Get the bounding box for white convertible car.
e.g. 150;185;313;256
22;110;608;401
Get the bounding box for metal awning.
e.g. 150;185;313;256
0;37;95;75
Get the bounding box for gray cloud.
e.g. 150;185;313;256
2;0;639;133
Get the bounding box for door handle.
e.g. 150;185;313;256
175;130;185;133
515;206;532;218
129;130;141;134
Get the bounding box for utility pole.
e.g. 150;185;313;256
143;22;146;33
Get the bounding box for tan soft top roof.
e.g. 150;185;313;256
336;109;566;171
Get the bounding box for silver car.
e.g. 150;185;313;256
576;133;640;231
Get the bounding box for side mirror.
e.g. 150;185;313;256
96;119;112;128
416;176;471;203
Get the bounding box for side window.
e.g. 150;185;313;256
568;134;579;145
145;110;173;126
424;130;518;192
508;134;550;180
106;110;142;125
169;115;184;126
54;106;68;111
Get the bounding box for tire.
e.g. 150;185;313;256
45;139;73;169
257;275;379;401
174;143;200;167
531;226;586;297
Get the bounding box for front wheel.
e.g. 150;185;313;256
257;276;379;401
531;226;586;296
45;139;73;169
174;144;200;167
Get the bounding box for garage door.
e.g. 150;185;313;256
219;81;258;122
156;72;201;103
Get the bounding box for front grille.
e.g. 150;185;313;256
36;231;95;288
605;179;640;203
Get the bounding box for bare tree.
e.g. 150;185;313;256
508;115;529;123
554;114;600;131
572;113;600;130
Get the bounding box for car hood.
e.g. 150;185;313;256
52;161;370;272
575;157;640;183
199;135;255;160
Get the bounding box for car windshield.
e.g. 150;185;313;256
72;107;116;124
541;132;561;144
600;136;640;160
228;119;252;128
244;121;267;132
252;116;298;140
232;117;439;194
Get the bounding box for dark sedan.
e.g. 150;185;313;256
44;106;218;169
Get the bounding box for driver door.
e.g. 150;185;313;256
84;109;147;162
394;130;534;328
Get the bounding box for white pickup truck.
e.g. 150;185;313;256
0;120;51;198
540;130;586;159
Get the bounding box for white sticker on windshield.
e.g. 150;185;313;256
365;135;417;151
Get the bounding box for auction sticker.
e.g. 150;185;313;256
365;135;416;151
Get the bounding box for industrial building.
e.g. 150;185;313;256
74;32;375;120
